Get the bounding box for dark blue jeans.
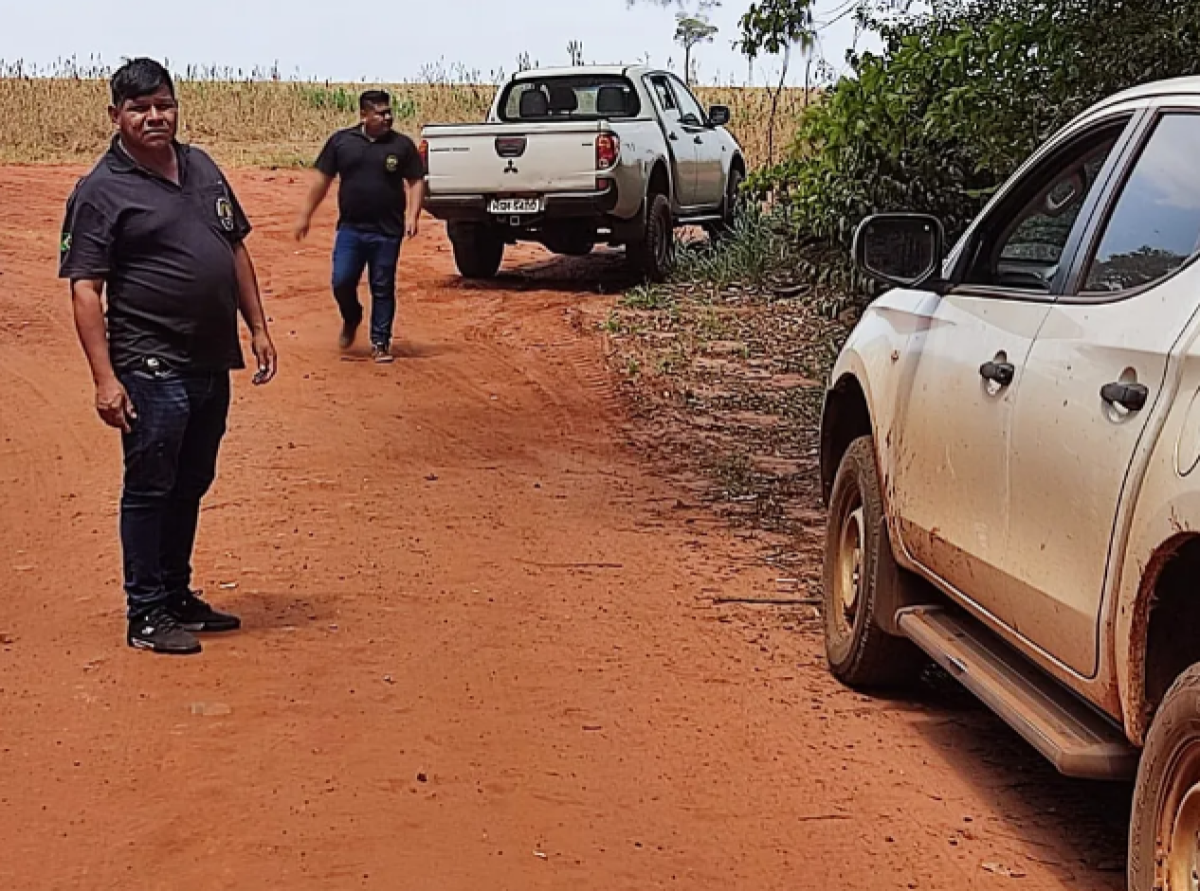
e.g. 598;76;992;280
118;367;230;619
332;226;402;348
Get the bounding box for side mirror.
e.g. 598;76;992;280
852;213;945;289
708;105;731;127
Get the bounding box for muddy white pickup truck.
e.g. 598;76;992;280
418;65;746;282
820;76;1200;890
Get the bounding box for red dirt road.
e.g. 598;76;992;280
1;167;1129;890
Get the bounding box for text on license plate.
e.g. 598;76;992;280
489;198;541;214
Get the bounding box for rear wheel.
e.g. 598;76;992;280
626;193;674;282
448;223;504;279
1130;663;1200;891
823;436;926;689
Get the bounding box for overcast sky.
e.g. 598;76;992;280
1;0;880;86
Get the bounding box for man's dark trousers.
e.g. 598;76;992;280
331;225;402;347
118;364;230;620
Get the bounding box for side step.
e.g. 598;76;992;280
897;606;1139;780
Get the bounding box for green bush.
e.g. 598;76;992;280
753;0;1200;258
673;205;795;290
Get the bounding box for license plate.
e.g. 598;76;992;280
488;197;541;214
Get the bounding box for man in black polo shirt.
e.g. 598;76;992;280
293;89;425;363
59;57;278;656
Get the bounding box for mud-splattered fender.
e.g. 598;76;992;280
825;288;944;561
1115;429;1200;744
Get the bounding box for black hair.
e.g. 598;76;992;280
359;89;391;112
110;57;175;107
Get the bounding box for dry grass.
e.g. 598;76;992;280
0;60;814;168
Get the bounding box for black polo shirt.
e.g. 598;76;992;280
58;138;251;372
314;127;424;238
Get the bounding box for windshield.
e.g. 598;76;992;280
498;76;642;122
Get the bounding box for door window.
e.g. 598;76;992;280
648;76;681;122
1081;114;1200;293
959;123;1126;293
666;74;708;127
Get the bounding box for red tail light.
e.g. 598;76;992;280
419;138;429;171
596;132;620;171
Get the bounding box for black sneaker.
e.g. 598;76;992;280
169;590;241;633
339;318;360;350
128;606;202;655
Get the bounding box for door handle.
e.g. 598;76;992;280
669;132;679;141
694;136;703;144
1101;381;1149;411
980;361;1015;387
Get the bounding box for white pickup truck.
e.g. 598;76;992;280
418;65;746;282
821;75;1200;890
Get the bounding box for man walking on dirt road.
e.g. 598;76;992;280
293;89;425;364
59;57;277;656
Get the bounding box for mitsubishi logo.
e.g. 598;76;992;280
503;159;519;174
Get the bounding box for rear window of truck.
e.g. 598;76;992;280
499;76;642;122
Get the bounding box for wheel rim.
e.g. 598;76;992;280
834;502;866;631
1162;742;1200;890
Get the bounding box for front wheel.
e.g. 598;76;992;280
1130;663;1200;891
448;223;504;279
822;435;925;689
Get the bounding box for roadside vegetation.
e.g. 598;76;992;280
605;0;1200;571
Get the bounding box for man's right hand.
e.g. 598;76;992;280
292;218;310;242
96;378;136;433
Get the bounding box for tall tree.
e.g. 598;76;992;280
675;13;720;84
735;0;816;164
734;0;815;59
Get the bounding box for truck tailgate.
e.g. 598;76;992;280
423;122;605;195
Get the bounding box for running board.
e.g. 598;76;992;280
676;213;723;225
896;606;1138;780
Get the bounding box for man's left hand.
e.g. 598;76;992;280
251;331;277;385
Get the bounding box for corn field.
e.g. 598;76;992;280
0;58;816;168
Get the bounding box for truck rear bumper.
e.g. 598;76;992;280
424;188;621;223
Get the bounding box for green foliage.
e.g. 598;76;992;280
298;85;357;114
736;0;814;58
676;13;719;48
392;96;418;120
676;12;720;83
753;0;1200;256
622;283;676;310
298;85;417;120
673;205;794;289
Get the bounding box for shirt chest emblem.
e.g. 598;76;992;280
385;154;399;173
